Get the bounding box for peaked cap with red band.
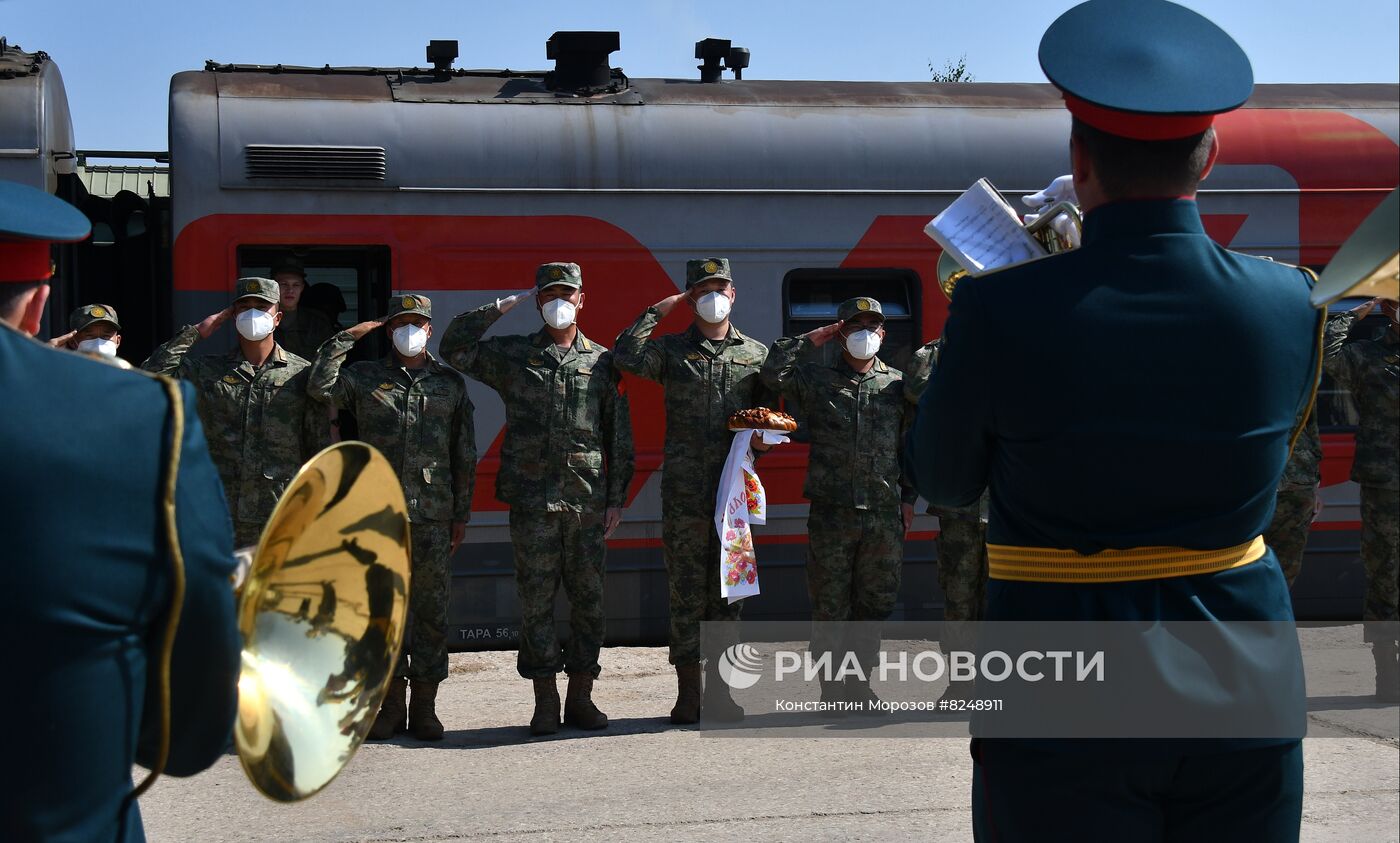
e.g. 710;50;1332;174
1039;0;1254;141
0;180;91;283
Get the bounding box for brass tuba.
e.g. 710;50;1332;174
938;200;1083;300
139;439;411;803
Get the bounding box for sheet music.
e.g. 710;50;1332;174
924;179;1046;275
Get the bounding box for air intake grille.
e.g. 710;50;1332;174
245;145;386;180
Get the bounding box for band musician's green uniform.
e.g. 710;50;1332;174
762;297;915;696
904;337;990;657
0;180;240;842
308;295;477;686
439;264;634;683
907;3;1317;839
613;258;774;670
142;278;329;547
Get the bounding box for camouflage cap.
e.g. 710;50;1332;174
270;257;306;278
233;277;280;305
837;296;885;323
684;257;733;289
69;303;121;333
387;293;432;321
535;262;583;291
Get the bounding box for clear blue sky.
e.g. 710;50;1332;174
4;0;1397;152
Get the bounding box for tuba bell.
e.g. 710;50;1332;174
138;440;411;803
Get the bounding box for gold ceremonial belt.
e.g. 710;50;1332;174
987;536;1267;583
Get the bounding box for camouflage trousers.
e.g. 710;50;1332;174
936;513;988;658
1265;486;1316;588
807;504;904;674
508;510;607;679
397;520;452;683
1361;486;1400;642
663;512;743;666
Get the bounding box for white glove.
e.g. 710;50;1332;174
1023;174;1077;212
496;289;536;313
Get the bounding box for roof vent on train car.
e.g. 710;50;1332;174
695;38;749;82
244;145;387;181
544;31;621;94
426;40;458;77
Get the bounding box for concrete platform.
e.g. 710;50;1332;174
139;626;1398;842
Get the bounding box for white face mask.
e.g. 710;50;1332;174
235;308;276;341
541;299;577;330
695;291;732;324
392;323;428;357
845;329;882;360
77;337;118;358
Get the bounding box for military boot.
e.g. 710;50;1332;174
408;680;444;741
1374;641;1400;704
368;676;407;740
818;679;848;719
563;673;609;730
702;657;745;722
530;677;561;736
847;677;889;717
670;663;704;724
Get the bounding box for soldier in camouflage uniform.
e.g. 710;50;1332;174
48;303;129;367
308;293;477;740
1266;413;1320;588
762;297;915;711
614;257;775;724
271;258;337;361
440;262;634;736
142;277;329;547
904;335;989;702
1323;297;1399;702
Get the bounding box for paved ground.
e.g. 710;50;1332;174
140;625;1398;842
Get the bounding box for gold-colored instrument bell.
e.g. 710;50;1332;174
1311;187;1399;307
235;441;411;801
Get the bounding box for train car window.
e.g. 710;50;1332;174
781;268;920;375
237;245;392;361
778;269;920;439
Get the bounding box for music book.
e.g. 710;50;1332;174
924;178;1048;275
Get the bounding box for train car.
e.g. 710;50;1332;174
0;37;82;329
162;34;1398;646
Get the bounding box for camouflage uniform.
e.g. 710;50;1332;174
275;306;338;361
307;294;477;683
764;297;914;689
904;337;989;654
613;258;774;666
1266;316;1357;586
142;278;328;547
439;263;634;680
1324;313;1399;643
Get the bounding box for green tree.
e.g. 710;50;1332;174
929;55;974;83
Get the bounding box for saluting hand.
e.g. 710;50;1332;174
497;288;536;314
804;322;844;348
345;319;385;341
48;329;77;349
653;291;690;317
196;306;234;340
603;507;623;539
